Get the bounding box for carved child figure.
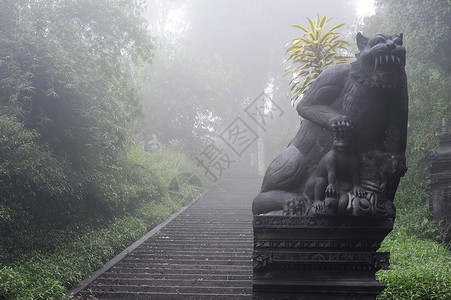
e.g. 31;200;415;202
304;128;365;216
360;150;390;194
358;150;396;218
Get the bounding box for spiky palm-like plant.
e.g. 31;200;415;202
285;15;350;104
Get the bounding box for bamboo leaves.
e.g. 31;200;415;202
285;15;350;103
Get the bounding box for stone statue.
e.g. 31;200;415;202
425;119;451;242
252;33;408;217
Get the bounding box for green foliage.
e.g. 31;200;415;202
0;178;199;300
0;266;68;300
0;1;213;299
359;1;451;298
0;115;169;233
0;141;205;299
0;0;152;163
377;234;451;300
285;15;350;102
362;0;451;236
129;143;208;187
0;115;81;231
393;205;444;242
0;0;156;229
0;145;197;260
141;42;241;148
85;156;166;217
0;216;147;300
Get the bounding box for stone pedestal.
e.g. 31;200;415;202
253;216;393;300
425;120;451;242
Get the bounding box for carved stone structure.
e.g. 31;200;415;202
252;33;408;299
425;119;451;242
253;216;392;299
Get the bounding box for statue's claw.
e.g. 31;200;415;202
325;183;337;198
330;116;353;134
309;198;338;216
353;185;367;198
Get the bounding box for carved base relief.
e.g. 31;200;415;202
253;216;392;299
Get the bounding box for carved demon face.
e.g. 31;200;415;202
356;33;406;87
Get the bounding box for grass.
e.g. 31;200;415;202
0;193;196;300
377;232;451;300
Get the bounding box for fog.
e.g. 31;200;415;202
147;0;367;97
142;0;375;176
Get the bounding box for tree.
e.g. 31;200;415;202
0;0;152;163
140;39;241;152
284;15;350;104
0;0;153;228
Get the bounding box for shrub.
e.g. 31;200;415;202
128;144;210;189
0;266;68;300
0;147;203;299
392;205;444;242
377;233;451;300
85;157;166;217
0;115;81;231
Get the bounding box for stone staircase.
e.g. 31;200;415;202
74;176;261;299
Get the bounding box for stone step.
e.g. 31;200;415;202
137;242;252;249
150;235;252;241
141;237;252;243
131;249;250;255
78;291;252;299
160;228;252;233
92;278;252;287
115;261;252;269
156;228;252;232
139;242;252;248
106;266;253;276
168;221;251;226
73;177;262;299
125;253;251;260
99;273;252;280
80;284;252;294
120;259;252;266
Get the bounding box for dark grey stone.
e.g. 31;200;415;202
425;119;451;242
252;32;409;299
253;216;392;299
252;33;408;218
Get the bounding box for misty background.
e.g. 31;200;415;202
141;0;374;177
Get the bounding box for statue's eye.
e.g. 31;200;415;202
393;37;403;46
370;37;385;47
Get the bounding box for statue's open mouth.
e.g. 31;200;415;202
369;50;406;74
360;49;406;86
373;52;405;72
